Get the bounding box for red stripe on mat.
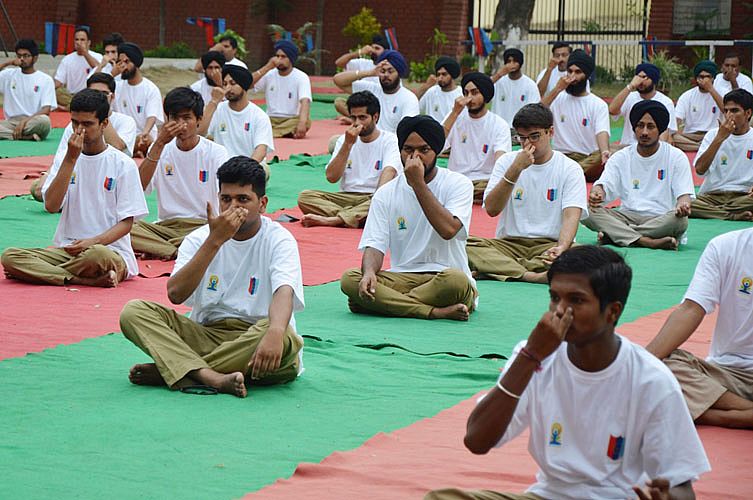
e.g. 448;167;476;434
247;309;752;500
0;109;71;128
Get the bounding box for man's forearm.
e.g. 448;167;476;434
139;140;167;189
557;207;581;248
43;160;76;212
608;86;631;116
695;137;724;175
325;143;352;183
645;300;705;359
142;117;157;136
413;182;462;240
298;99;311;125
443;110;462;137
540;87;563;107
251;145;268;163
361;247;384;276
91;217;134;246
596;131;610;155
536;68;553;96
267;285;294;336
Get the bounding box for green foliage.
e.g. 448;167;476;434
427;28;448;57
594;65;616;84
690;46;710;62
214;30;246;59
409;57;437;83
342;7;382;46
649;50;691;95
460;53;478;72
143;42;196;59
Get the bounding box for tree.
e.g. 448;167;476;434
491;0;536;69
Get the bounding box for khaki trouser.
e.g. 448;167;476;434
467;236;557;281
0;115;52;140
564;150;603;182
425;489;544;500
297;190;372;228
270;116;312;138
672;131;706;152
55;86;72;110
1;244;127;286
472;179;488;205
130;218;206;259
664;349;753;420
582;208;688;247
119;299;303;388
690;192;753;220
340;268;476;319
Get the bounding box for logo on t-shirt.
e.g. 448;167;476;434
33;85;39;93
86;68;91;74
397;216;407;230
513;188;524;200
546;188;558;201
288;92;292;99
244;122;250;132
136;105;143;114
461;134;468;144
164;164;174;176
581;118;589;127
549;422;562;446
433;104;439;112
747;150;753;160
721;155;728;166
70;172;76;185
249;276;258;295
520;94;526;102
392;105;398;113
606;434;625;461
692;105;697;112
220;123;227;133
103;177;116;191
121;100;127;108
632;179;640;189
198;170;208;183
346;159;352;169
712;106;717;113
740;277;752;295
500;94;506;102
482;144;489;154
10;82;15;90
559;114;566;123
374;160;382;170
207;275;219;291
657;169;666;181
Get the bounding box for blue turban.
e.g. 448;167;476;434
377;50;409;78
636;63;660;85
274;40;299;64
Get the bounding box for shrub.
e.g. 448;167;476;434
342;7;382;47
214;30;246;59
144;42;196;59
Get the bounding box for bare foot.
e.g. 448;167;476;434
129;363;166;386
300;214;345;228
596;232;614;246
732;211;753;221
637;236;678;250
192;368;247;398
429;304;470;321
521;271;548;284
70;270;118;288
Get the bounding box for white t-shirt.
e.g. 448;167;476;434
616;91;678;145
684;228;753;370
550;92;610;155
494;338;710;500
485;150;587;240
329;130;402;193
352;80;420;134
491;74;541;124
445;110;512;180
54;51;102;93
0;68;57;118
675;87;721;134
695;128;753;194
190;78;218;108
596;142;695;216
253;68;312;118
41;146;148;279
146;136;229;221
53;111;138;162
419;85;462;123
359;167;475;285
208;100;275;158
113;77;164;140
345;57;378;85
226;57;248;69
536;67;566;95
713;73;753;96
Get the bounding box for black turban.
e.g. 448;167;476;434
397;115;446;156
567;49;594;77
372;34;389;49
222;65;253;91
274;40;299;64
201;51;225;70
629;99;670;133
636;63;660;85
377;50;409;78
461;71;494;103
435;56;460;79
502;48;524;66
694;60;717;77
117;42;143;68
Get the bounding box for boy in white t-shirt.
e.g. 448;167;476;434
416;56;462;123
467;104;587;284
1;89;147;287
53;26;102;103
192;34;248;73
298;91;401;228
132;87;230;260
93;33;124;77
648;227;753;429
427;246;710;500
190;51;225;109
443;71;511;203
0;39;56;141
691;88;753;221
585;100;695;250
490;48;541;127
673;60;724;152
332;34;387;121
713;53;753;96
535;42;571;97
120;157;305;398
340;115;477;321
251;40;312;139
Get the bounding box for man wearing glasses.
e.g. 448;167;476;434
0;39;56;141
467;103;587;283
673;60;725;152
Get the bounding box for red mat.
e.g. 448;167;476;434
0;155;52;197
273;119;347;160
0;109;71;128
248;308;750;500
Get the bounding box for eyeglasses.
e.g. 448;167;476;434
513;131;547;143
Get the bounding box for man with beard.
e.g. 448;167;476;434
673;60;724;152
415;56;462;122
0;39;56;141
131;87;230;260
340;115;477;321
334;49;419;134
192;34;248;72
466;104;587;284
609;63;677;146
191;51;225;110
297;91;401;228
53;26;102;108
333;34;388;121
443;72;511;203
713;52;753;95
541;49;610;181
536;42;573;96
491;48;541;127
113;42;164;158
250;40;312;139
584;100;694;250
690;89;753;221
94;32;125;76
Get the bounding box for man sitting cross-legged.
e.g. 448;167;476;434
340;115;477;321
647;227;753;429
467;104;587;284
1;89;147;287
426;246;710;500
120;157;305;398
672;60;724;152
131;87;230;260
415;56;462;123
584;100;695;251
297;90;401;228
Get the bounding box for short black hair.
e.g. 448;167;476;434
87;72;116;93
15;39;39;57
74;26;90;39
102;32;124;48
219;35;238;49
346;90;380;116
163;87;204;119
548;246;632;319
723;52;740;63
723;88;753;112
552;42;571;53
512;103;554;129
217;156;266;197
70;88;110;122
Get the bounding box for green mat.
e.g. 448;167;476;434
0;128;64;158
258;100;337;121
0;333;497;499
